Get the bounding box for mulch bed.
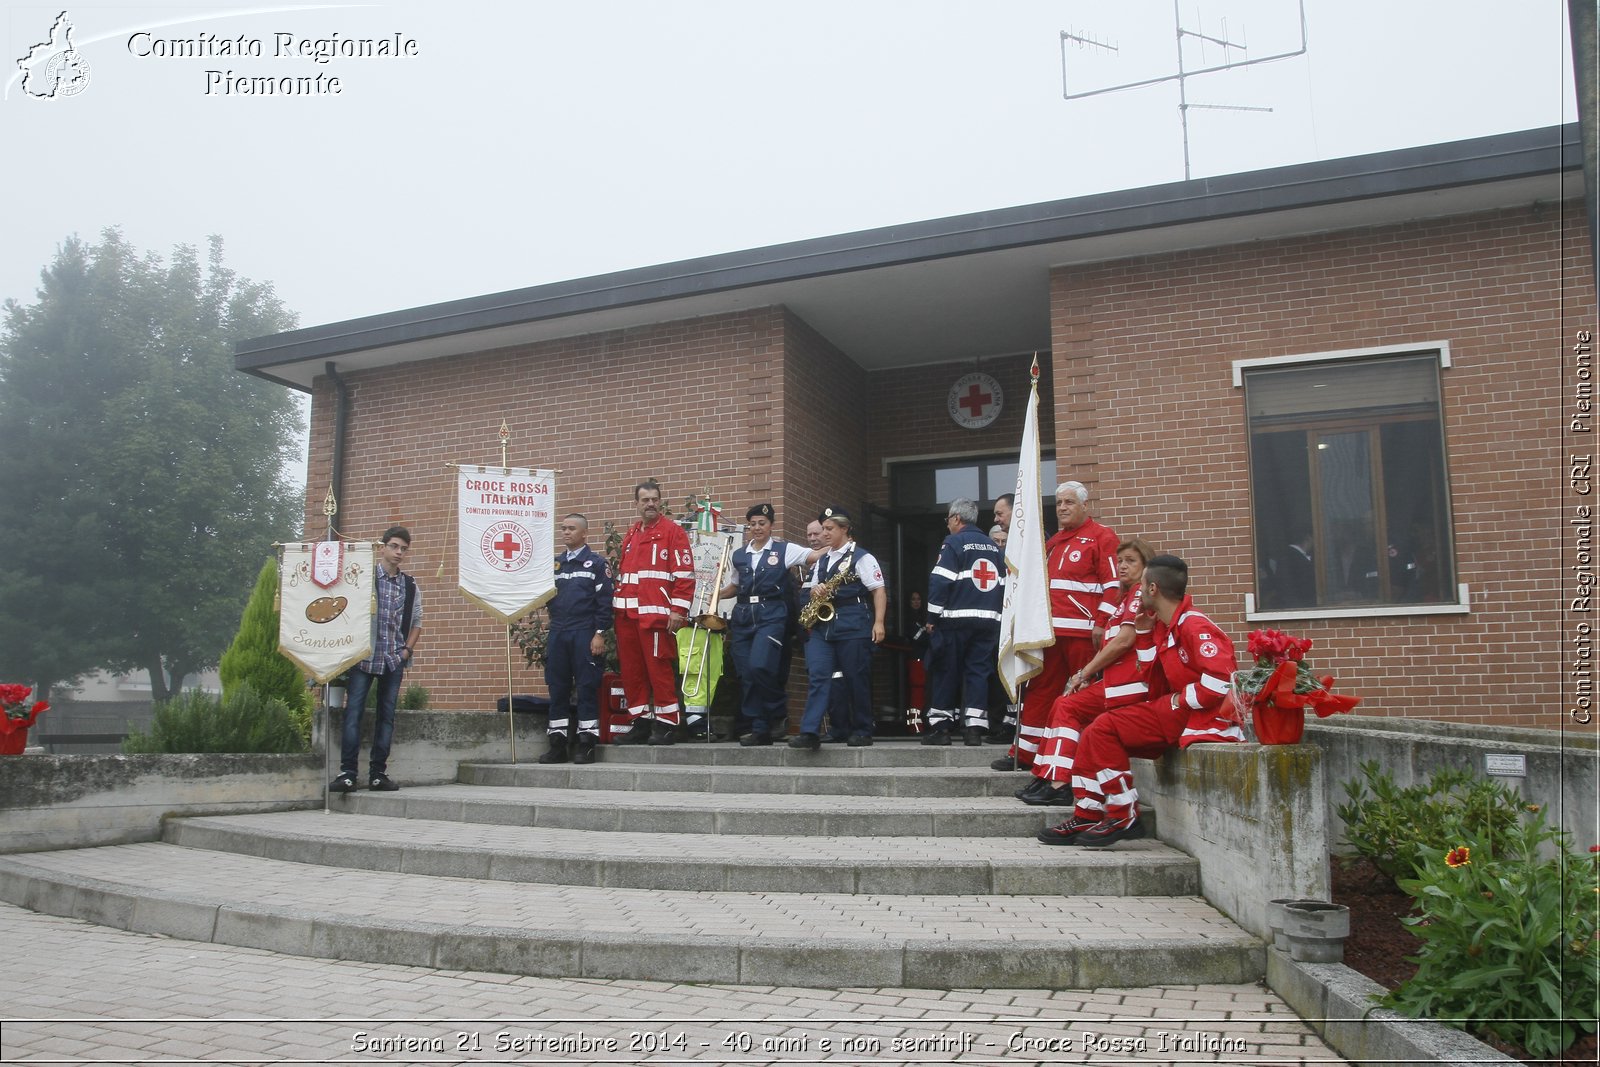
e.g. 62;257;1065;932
1330;855;1597;1065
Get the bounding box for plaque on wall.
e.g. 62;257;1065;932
948;371;1004;429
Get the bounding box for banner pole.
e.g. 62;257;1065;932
320;492;337;807
506;625;517;764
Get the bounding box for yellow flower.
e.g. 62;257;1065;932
1445;846;1471;868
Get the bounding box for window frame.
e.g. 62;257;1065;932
1235;341;1470;622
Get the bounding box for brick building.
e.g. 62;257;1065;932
239;124;1592;729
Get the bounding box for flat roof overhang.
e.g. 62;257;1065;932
238;124;1584;392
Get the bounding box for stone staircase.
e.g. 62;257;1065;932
0;741;1264;989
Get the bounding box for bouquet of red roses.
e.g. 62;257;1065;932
0;684;49;743
1232;629;1361;722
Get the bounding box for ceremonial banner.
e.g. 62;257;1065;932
278;541;375;683
998;370;1055;700
686;525;737;623
457;464;557;622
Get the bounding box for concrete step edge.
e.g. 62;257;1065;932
0;855;1262;990
163;815;1199;897
457;762;1031;797
335;785;1080;838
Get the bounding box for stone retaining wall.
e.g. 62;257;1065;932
1134;743;1327;940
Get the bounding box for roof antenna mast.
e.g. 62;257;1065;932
1061;0;1309;180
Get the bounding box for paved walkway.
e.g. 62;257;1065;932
0;903;1348;1066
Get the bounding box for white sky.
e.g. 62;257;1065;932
0;0;1579;337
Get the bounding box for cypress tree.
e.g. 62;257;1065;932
219;557;307;709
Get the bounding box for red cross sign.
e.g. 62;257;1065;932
947;371;1004;429
493;532;522;560
957;382;993;418
971;558;999;591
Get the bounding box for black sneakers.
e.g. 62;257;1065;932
328;773;357;793
368;772;399;792
538;734;570;765
614;721;654;745
787;733;821;751
1077;816;1146;848
571;736;598;764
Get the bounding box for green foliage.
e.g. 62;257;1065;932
1381;809;1599;1059
219;558;309;712
122;682;306;754
0;229;303;701
399;683;431;710
1336;760;1519;882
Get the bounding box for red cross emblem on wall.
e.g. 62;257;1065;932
947;371;1004;429
957;383;992;419
971;559;999;591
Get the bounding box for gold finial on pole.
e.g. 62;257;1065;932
322;486;338;541
498;419;511;471
1029;352;1040;385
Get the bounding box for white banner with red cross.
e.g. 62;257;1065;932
278;541;375;683
457;465;557;622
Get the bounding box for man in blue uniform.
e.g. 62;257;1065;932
791;506;887;750
541;513;613;764
720;503;817;746
923;498;1005;746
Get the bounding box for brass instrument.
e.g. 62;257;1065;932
799;553;854;627
694;533;734;632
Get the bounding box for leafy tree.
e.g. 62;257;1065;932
219;557;308;710
0;229;304;701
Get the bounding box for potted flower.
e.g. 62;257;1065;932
1231;629;1360;744
0;684;50;755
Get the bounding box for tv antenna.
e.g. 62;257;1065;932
1061;1;1309;180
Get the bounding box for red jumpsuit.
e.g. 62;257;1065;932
1070;594;1242;825
1030;586;1149;784
1014;518;1121;767
612;518;695;727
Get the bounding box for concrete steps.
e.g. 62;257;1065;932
162;811;1200;895
0;740;1264;989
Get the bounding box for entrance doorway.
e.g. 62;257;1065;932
869;454;1056;734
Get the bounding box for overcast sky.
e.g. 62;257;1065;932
0;1;1579;338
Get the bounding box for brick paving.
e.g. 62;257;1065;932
0;903;1348;1065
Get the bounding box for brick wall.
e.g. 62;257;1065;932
1050;204;1595;728
306;308;786;712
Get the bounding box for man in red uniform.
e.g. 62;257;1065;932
1037;553;1244;847
1017;536;1155;805
612;480;696;745
995;480;1121;772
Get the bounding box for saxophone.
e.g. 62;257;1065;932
799;553;855;627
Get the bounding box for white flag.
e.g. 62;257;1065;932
278;541;375;683
457;465;557;622
998;374;1055;700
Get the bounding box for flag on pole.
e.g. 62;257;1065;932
998;359;1055;700
278;541;375;683
693;496;724;534
456;464;557;622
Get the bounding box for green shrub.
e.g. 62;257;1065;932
399;683;431;710
1381;808;1599;1058
219;557;311;714
123;683;307;754
1336;760;1520;882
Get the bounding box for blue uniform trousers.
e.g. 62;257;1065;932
544;628;602;737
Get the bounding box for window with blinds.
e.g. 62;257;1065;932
1243;351;1456;611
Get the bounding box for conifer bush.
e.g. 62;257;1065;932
219;557;311;742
